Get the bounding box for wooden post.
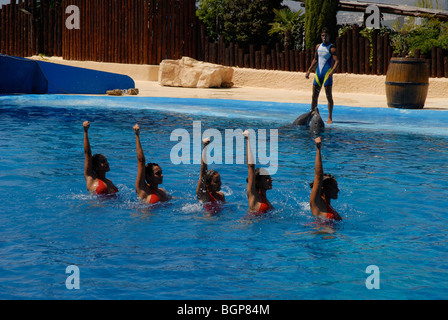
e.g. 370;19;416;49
218;35;224;65
352;26;359;74
249;44;255;68
238;48;244;68
359;37;365;75
234;43;239;66
266;54;272;70
271;49;277;70
305;48;311;73
289;50;295;72
437;47;443;78
261;45;267;69
444;56;448;78
210;42;216;64
340;35;346;73
279;52;284;71
276;43;281;71
383;32;389;75
431;46;437;77
294;50;299;72
224;47;230;66
300;51;305;72
255;50;261;69
244;53;249;68
364;36;370;74
283;49;288;71
346;28;352;73
377;35;384;75
371;30;378;75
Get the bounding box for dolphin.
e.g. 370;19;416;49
293;110;313;126
309;109;325;134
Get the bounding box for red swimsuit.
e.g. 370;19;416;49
148;186;161;204
323;199;341;220
95;179;118;195
253;193;270;215
204;192;225;213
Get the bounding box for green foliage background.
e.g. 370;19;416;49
304;0;339;49
197;0;283;48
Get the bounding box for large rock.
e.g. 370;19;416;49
159;57;234;88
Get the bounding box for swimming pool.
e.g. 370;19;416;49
1;95;447;300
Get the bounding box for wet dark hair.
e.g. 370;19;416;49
309;174;336;190
247;168;269;189
321;27;329;34
145;162;160;185
92;154;103;174
205;170;219;186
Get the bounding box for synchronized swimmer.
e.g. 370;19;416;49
82;122;341;221
197;137;225;214
83;121;118;195
133;123;170;204
243;129;274;215
310;137;342;221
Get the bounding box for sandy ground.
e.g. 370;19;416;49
29;56;448;110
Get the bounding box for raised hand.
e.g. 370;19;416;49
133;124;140;135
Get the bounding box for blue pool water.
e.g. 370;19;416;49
1;95;448;300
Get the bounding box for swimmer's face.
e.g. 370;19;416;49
208;173;222;192
321;32;330;43
149;165;163;185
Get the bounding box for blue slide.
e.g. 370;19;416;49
0;54;135;94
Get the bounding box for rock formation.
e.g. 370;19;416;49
159;57;234;88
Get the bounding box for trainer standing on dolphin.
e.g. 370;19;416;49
306;27;339;124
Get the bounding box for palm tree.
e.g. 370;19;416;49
268;7;303;50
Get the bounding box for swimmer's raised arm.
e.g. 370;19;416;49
196;138;211;201
243;130;257;209
133;124;148;197
310;137;324;216
83;121;95;188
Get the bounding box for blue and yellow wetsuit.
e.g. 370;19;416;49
313;42;334;88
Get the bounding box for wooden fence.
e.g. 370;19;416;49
1;0;447;77
0;0;199;65
0;0;63;57
61;0;198;64
199;24;448;78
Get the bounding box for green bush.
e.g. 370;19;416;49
391;18;448;57
197;0;283;48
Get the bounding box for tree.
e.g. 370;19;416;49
197;0;283;48
304;0;339;50
268;7;304;50
197;0;226;42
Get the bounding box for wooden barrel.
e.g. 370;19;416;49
385;58;429;109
